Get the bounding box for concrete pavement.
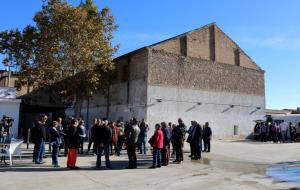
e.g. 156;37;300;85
0;141;299;190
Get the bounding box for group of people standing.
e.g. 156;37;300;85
142;118;212;168
255;121;300;143
186;121;212;161
30;114;212;169
31;115;86;168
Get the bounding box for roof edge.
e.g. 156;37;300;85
113;22;217;61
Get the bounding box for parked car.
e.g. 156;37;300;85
253;120;265;140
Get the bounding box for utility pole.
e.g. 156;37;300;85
86;96;90;139
6;63;13;87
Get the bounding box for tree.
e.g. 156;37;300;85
0;26;38;92
0;0;118;116
97;68;117;118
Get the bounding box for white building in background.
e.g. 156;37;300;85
0;87;21;138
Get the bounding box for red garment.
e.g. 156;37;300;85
112;125;119;145
67;149;78;167
153;129;164;149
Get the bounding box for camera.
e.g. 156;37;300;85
0;115;14;143
2;115;14;127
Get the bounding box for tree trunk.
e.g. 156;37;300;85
27;82;30;94
74;95;83;117
106;86;110;119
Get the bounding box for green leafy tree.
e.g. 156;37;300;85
0;0;118;116
0;26;38;92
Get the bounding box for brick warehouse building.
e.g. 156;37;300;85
66;23;265;138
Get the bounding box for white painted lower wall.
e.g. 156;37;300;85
146;85;265;138
65;85;265;139
0;98;21;139
65;78;148;129
66;104;146;130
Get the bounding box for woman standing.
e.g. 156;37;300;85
150;124;164;168
67;119;80;169
112;122;119;156
117;122;125;155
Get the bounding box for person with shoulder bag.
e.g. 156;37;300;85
149;124;164;168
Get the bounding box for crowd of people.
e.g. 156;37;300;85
30;114;212;169
254;121;300;143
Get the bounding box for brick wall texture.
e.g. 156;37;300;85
152;23;261;71
113;23;265;97
148;49;265;96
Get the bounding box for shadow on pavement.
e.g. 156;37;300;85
0;158;155;172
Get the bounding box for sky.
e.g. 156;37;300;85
0;0;299;109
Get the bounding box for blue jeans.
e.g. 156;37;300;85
52;143;59;165
194;140;202;159
0;135;6;143
34;138;45;163
96;144;110;168
153;148;161;167
139;137;147;154
281;130;287;142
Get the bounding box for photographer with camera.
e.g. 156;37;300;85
0;115;14;143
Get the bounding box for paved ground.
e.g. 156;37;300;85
1;140;300;190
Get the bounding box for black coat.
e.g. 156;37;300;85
192;125;202;143
162;127;171;146
203;127;212;139
32;121;47;142
90;124;97;141
67;125;80;149
178;123;187;140
94;125;112;145
49;127;62;144
172;126;184;148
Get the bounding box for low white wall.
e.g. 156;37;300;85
146;86;265;138
0;98;21;139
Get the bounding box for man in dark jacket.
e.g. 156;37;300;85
172;118;186;163
192;121;202;160
50;121;65;167
63;117;73;156
161;122;171;166
187;121;196;159
87;119;99;154
203;122;212;152
138;119;149;155
95;118;112;169
125;118;140;169
32;114;48;164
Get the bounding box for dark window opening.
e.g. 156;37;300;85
234;49;240;66
122;65;129;82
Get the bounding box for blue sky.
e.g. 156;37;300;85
0;0;299;109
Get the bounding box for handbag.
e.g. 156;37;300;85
148;135;154;146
